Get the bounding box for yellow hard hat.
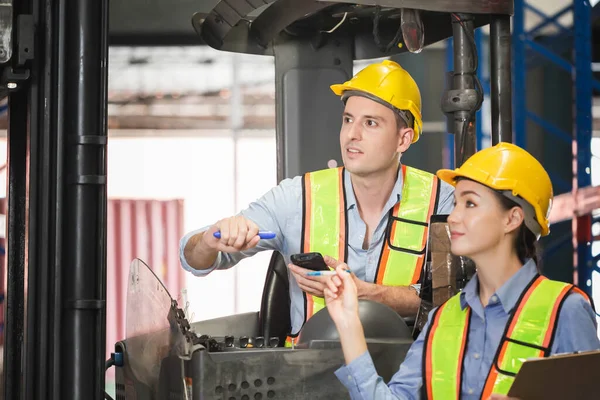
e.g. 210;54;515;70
330;59;423;143
436;142;553;237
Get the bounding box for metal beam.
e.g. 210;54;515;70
513;0;526;148
4;54;28;400
313;0;513;15
490;15;512;144
451;13;477;167
574;0;593;294
5;0;110;398
109;0;207;46
4;0;32;397
61;1;110;397
528;4;572;36
445;38;455;169
525;2;572;35
106;115;274;130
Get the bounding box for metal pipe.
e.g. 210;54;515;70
513;0;526;148
4;3;33;399
445;38;455;169
61;0;109;398
490;15;512;144
95;0;110;397
24;0;65;396
451;13;477;167
52;0;67;395
4;85;29;400
231;53;242;313
474;29;484;151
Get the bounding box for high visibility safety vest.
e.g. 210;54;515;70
285;165;439;346
423;274;591;399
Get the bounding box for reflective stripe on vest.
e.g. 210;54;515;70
375;165;439;285
481;276;572;398
424;275;575;399
299;166;438;326
424;295;471;399
300;167;349;323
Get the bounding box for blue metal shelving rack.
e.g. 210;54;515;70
445;1;599;302
513;0;598;299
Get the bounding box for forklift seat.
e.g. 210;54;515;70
257;251;417;345
258;251;291;345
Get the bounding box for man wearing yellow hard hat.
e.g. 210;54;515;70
179;59;454;345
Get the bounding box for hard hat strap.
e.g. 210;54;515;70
499;191;542;239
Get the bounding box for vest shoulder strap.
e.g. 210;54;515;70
300;167;347;261
375;165;439;285
482;275;573;397
423;293;469;400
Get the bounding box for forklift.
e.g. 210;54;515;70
0;0;515;399
111;1;513;398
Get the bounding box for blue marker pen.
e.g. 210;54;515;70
213;230;276;239
306;270;351;277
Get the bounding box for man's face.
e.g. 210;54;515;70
339;96;413;177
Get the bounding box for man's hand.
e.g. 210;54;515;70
202;216;261;253
288;263;329;297
289;255;362;298
489;395;520;400
184;215;263;271
322;256;420;316
349;272;368;298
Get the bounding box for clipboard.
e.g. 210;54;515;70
507;350;600;399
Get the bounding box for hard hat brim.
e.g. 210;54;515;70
436;169;461;187
330;84;348;96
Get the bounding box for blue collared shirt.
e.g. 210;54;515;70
179;166;455;334
334;259;600;399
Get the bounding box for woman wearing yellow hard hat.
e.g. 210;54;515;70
322;142;600;399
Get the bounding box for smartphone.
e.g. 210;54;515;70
290;252;329;272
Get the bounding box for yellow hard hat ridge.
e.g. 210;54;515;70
436;142;553;237
330;59;423;143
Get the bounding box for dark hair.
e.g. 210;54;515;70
394;112;407;131
496;194;540;268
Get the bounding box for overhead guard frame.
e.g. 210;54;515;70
191;0;513;59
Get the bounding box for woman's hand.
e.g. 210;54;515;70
323;256;359;328
323;256;368;365
489;395;520;400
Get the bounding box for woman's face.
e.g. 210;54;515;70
447;179;521;259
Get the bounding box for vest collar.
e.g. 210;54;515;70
459;259;539;315
344;164;404;212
